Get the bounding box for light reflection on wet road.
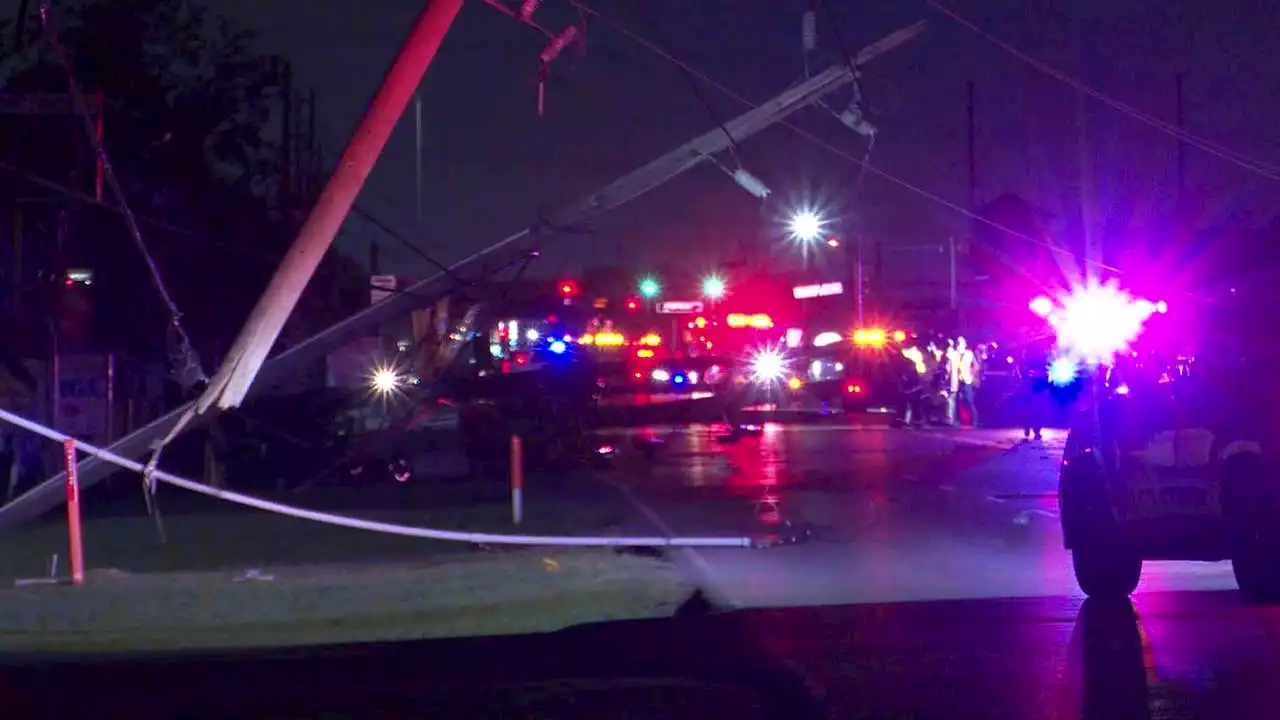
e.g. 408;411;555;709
595;423;1239;609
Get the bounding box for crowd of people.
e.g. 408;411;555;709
894;334;1054;438
896;336;985;429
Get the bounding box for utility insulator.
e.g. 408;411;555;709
732;168;772;200
801;11;817;52
518;0;541;23
539;25;578;66
537;25;579;117
839;105;877;137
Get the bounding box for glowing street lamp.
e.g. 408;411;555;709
787;209;825;243
639;276;661;298
371;366;400;394
701;274;726;300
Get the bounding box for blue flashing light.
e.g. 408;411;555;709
549;341;567;355
673;374;686;384
1048;357;1078;386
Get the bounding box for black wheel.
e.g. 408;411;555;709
1072;545;1142;599
1232;550;1280;602
1222;456;1280;603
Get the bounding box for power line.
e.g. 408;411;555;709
568;1;1118;272
813;0;876;202
0;159;330;272
349;203;470;292
629;4;745;164
0;160;199;237
305;117;473;286
40;5;208;391
927;0;1280;181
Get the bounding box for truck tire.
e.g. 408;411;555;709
1072;545;1142;599
1061;450;1141;598
1224;455;1280;603
1232;549;1280;603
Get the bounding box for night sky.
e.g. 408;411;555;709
230;0;1280;279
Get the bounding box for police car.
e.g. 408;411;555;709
1056;282;1280;601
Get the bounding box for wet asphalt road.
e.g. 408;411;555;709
593;419;1239;609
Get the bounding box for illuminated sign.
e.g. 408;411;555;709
370;274;397;304
656;300;704;314
792;282;844;299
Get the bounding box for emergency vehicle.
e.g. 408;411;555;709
736;325;915;413
1054;280;1280;601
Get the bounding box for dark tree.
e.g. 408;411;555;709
0;0;365;368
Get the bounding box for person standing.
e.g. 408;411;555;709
1018;340;1051;440
948;337;979;427
898;346;928;427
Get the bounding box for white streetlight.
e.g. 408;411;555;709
787;209;825;243
371;367;401;394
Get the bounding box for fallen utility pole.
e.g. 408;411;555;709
135;0;464;494
0;21;925;531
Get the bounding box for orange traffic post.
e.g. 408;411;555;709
510;435;524;525
62;437;85;585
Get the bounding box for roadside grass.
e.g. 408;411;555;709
0;550;695;653
0;486;636;580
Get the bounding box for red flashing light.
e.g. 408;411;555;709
846;383;863;394
727;313;774;329
625;297;640;311
513;352;529;366
558;280;579;297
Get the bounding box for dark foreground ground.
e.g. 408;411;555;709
5;591;1280;718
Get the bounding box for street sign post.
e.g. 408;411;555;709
792;282;844;299
656;300;704;354
656;300;704;314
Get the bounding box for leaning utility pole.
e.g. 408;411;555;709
0;21;926;531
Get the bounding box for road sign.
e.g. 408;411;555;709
793;282;844;299
370;275;397;304
656;300;704;314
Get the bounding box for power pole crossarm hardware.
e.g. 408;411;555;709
0;21;925;531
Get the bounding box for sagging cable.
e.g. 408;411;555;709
39;5;208;394
0;407;757;549
41;4;205;538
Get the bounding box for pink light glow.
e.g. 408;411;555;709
1052;281;1158;363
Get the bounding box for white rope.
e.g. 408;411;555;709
0;409;755;549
